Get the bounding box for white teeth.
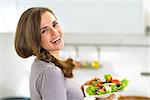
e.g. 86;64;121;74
51;37;61;43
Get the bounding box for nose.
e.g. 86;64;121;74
49;27;59;36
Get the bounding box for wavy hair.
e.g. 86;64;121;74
15;7;74;78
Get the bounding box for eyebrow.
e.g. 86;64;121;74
53;19;57;24
40;19;58;31
40;26;48;31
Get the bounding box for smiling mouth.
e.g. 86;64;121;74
50;37;61;44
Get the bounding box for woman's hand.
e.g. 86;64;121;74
95;94;115;100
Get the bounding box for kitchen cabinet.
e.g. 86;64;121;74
16;0;144;34
0;0;144;34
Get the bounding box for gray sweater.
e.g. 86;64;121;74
29;59;84;100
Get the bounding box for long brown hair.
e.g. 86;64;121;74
15;7;74;78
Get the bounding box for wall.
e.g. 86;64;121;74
0;33;33;98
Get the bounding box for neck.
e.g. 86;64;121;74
49;51;60;59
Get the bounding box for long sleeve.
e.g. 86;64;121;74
36;66;67;100
30;59;84;100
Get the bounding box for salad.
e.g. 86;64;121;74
85;74;129;96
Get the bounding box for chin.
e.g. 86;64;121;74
57;43;64;50
60;41;64;48
60;45;64;50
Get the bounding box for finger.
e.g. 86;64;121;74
80;85;86;97
106;94;115;100
96;94;115;100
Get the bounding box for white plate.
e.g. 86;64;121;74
84;85;122;99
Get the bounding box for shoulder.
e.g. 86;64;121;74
33;59;66;91
31;58;65;84
32;59;62;74
33;58;64;79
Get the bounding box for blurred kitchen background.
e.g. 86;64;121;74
0;0;150;99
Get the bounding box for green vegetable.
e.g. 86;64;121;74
110;83;118;92
92;80;99;86
104;74;112;82
85;74;129;96
98;88;105;94
86;85;98;95
117;79;129;90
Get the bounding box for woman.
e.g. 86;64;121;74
15;7;84;100
14;7;114;100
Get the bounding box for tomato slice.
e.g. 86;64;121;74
111;79;120;83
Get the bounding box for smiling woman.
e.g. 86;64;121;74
14;7;84;100
40;11;64;54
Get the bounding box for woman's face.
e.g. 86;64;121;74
40;11;64;53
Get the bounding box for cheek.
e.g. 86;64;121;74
41;35;49;48
57;26;63;35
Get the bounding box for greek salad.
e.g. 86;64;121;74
85;74;129;96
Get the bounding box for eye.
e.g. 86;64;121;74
41;28;49;34
53;21;59;27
